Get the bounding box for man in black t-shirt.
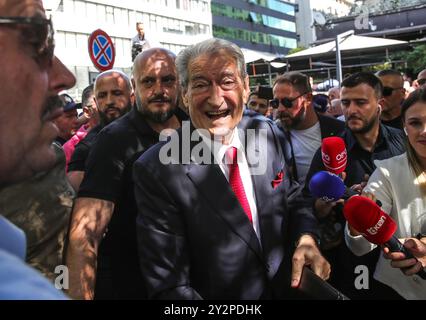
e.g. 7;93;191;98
66;48;186;300
67;70;133;191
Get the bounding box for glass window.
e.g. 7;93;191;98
96;5;106;22
56;31;66;49
106;6;114;23
63;0;75;13
74;1;86;15
65;32;77;49
212;3;296;33
213;25;296;50
87;3;97;20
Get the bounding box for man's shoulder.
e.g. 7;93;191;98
317;114;345;137
382;124;405;150
95;111;145;147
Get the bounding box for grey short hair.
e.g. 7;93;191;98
176;38;247;89
94;69;132;94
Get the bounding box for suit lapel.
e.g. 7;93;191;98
241;119;286;279
185;137;264;264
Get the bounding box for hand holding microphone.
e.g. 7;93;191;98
343;196;426;279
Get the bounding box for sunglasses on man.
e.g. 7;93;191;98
269;92;308;109
417;78;426;86
0;16;54;69
382;86;404;97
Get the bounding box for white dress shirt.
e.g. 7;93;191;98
199;128;261;239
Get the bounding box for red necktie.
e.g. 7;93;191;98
226;146;253;224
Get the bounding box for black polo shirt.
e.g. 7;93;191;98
67;125;103;172
303;124;406;299
78;107;188;299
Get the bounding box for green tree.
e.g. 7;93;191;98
288;46;306;55
406;45;426;74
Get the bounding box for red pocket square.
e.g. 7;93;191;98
272;171;284;189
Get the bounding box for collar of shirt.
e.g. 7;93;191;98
198;128;244;173
344;123;389;153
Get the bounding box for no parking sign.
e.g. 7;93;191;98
88;29;115;72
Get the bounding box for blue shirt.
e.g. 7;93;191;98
0;216;68;300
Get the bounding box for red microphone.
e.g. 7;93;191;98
343;196;426;279
321;137;347;175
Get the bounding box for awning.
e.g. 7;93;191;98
285;34;408;60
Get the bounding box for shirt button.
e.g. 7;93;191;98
412;275;420;283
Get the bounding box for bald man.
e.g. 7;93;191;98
67;70;133;191
417;69;426;88
376;69;405;129
66;48;187;300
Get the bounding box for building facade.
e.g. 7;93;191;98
45;0;212;99
292;0;355;48
211;0;298;56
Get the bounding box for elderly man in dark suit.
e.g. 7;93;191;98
133;38;330;299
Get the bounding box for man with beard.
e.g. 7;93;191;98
273;72;344;185
0;0;76;298
67;71;133;191
66;48;187;300
375;69;406;130
302;72;406;299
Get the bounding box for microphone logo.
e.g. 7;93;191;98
366;215;387;235
336;150;347;162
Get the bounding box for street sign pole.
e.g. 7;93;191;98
336;30;354;87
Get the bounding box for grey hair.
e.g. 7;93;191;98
94;69;133;94
176;38;247;89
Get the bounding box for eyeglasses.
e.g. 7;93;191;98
417;78;426;86
382;86;404;97
269;92;308;109
0;16;54;69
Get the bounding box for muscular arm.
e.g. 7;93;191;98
65;197;114;300
67;171;85;192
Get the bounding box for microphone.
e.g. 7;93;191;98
321;137;347;175
309;171;358;203
343;196;426;279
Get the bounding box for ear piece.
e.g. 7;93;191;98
377;106;382;114
404;127;408;136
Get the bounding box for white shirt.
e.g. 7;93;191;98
290;122;321;185
199;129;261;239
345;153;426;299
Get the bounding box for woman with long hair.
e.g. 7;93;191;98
345;88;426;300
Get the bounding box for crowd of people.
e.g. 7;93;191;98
1;0;426;301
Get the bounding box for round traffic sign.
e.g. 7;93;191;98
88;29;115;72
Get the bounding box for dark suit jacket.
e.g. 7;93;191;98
133;114;312;299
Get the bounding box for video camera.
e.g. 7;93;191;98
131;43;143;61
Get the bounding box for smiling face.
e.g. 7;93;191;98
404;102;426;160
182;51;249;142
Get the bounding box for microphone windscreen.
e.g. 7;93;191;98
321;137;347;175
343;196;397;244
309;171;346;202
